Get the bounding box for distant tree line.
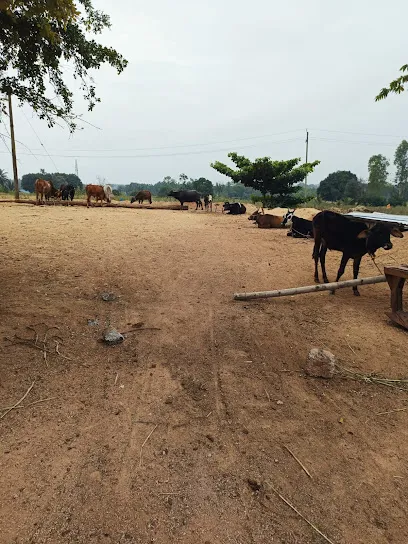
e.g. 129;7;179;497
20;170;83;192
317;140;408;206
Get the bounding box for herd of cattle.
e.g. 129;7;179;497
32;180;405;294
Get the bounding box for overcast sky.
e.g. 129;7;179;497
2;0;408;186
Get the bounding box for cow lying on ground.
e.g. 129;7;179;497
131;190;152;204
282;209;313;237
168;190;202;209
86;184;113;207
60;183;75;201
248;208;283;228
223;202;246;215
35;178;51;204
312;210;403;296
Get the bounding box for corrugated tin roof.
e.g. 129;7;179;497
345;212;408;229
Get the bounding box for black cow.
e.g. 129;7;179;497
282;210;313;238
312;210;403;296
223;202;246;215
60;183;75;201
168;190;202;210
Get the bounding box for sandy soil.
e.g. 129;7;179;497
1;202;408;544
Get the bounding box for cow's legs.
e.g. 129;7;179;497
352;255;363;296
319;243;329;284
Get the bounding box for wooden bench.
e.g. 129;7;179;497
384;265;408;330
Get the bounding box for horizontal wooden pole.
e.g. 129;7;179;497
234;275;387;300
0;199;187;210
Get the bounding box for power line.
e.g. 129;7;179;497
21;109;59;171
0;128;40;163
311;128;407;139
0;137;305;159
312;137;399;147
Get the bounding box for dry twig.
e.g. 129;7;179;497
139;424;158;468
376;408;408;416
1;382;35;420
284;445;312;478
269;484;335;544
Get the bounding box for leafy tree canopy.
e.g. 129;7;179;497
0;0;127;131
21;170;82;191
317;170;358;201
211;152;319;207
376;64;408;101
0;167;13;191
368;154;389;192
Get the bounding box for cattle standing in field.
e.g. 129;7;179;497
85;184;113;207
312;210;403;296
43;180;60;204
131;190;152;204
203;195;209;210
60;183;75;201
282;210;313;238
248;208;282;227
223;202;246;215
35;178;51;204
168;190;202;210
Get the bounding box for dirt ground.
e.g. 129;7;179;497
1;202;408;544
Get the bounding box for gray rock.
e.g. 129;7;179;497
305;348;336;379
87;319;99;326
103;328;124;346
101;292;117;302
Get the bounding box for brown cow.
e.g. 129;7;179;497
44;181;60;204
248;209;284;228
131;190;152;204
35;178;51;204
86;184;113;207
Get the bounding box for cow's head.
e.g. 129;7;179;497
223;202;231;211
130;196;136;203
281;209;295;226
168;191;177;197
357;223;404;255
248;209;260;221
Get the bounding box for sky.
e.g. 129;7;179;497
1;0;408;187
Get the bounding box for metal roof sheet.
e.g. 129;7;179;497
345;212;408;229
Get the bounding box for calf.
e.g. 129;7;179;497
282;210;313;238
223;202;246;215
168;190;202;210
131;190;152;204
60;183;75;201
312;210;403;296
248;208;283;228
85;184;112;207
35;178;51;204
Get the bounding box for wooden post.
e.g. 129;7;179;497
234;275;387;301
8;93;19;200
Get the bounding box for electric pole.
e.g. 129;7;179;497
75;159;78;177
8;92;19;200
305;128;309;191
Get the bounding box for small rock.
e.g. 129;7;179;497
100;292;117;302
103;329;124;346
206;434;215;443
276;400;284;405
87;318;99;326
247;478;262;493
89;470;102;482
305;348;336;379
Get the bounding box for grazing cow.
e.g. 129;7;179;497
248;208;282;227
131;190;152;204
85;184;112;207
223;202;246;215
168;190;202;210
282;210;313;238
43;180;60;203
203;195;210;210
35;178;51;204
60;183;75;201
312;210;403;296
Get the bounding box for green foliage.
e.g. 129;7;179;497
376;64;408;101
190;177;213;195
0;0;127;131
21;171;82;192
317;170;358;201
0;167;12;191
210;152;319;208
394;139;408;201
367;154;389;197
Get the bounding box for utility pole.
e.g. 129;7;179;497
8;92;19;200
304;128;309;191
75;159;78;177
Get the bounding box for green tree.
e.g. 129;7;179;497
0;168;12;191
376;64;408;101
317;171;358;201
368;154;389;195
343;177;365;202
0;0;127;131
191;177;213;195
394;139;408;201
211;153;319;207
21;171;82;191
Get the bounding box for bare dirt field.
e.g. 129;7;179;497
1;202;408;544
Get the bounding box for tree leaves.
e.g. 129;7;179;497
375;64;408;101
211;153;320;207
0;0;127;131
